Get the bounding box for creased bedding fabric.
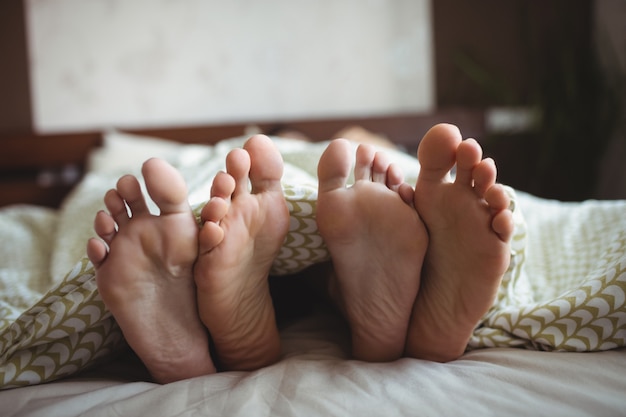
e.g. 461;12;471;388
0;135;625;389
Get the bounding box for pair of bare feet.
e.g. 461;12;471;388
86;123;513;383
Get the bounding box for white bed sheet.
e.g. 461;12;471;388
3;306;625;417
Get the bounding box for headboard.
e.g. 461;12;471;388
0;109;485;208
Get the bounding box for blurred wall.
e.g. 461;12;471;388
25;0;434;133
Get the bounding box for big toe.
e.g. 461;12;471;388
243;134;284;194
318;139;353;193
417;123;462;184
142;158;190;214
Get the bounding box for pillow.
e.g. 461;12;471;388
86;129;184;174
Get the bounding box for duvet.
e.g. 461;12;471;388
1;134;625;390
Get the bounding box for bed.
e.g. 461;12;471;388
1;112;625;417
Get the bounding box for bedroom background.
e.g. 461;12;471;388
0;0;625;202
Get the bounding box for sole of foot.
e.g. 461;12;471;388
406;123;514;362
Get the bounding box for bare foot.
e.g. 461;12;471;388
194;135;290;371
406;124;514;362
86;158;216;383
316;139;428;362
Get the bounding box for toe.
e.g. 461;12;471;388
116;174;150;216
372;152;391;184
201;197;230;223
142;158;191;215
104;188;130;227
492;209;514;243
201;171;235;223
244;134;284;194
226;148;252;197
485;184;513;242
473;158;497;197
398;183;415;206
318;139;352;193
198;221;225;254
417;123;462;184
86;237;108;269
211;171;236;200
386;163;405;191
354;144;376;182
94;210;117;245
484;184;510;211
455;139;483;186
